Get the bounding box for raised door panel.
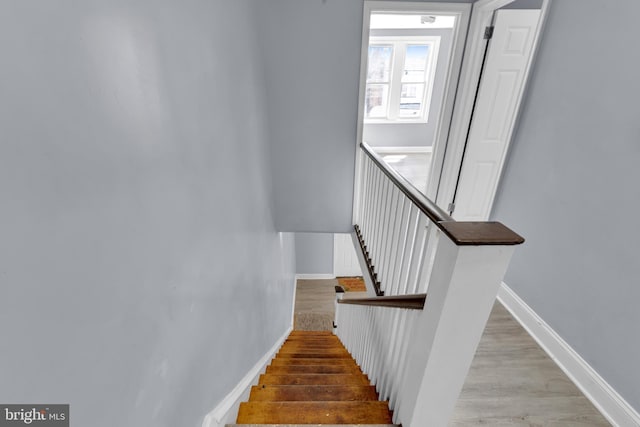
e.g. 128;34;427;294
453;9;541;221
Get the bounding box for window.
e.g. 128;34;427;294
365;36;440;123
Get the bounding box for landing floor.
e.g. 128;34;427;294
451;302;610;426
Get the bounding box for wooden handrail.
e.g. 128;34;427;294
354;224;384;296
338;294;426;310
360;142;525;246
361;142;453;223
438;221;525;246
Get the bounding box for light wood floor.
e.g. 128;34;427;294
452;302;610;426
294;279;611;426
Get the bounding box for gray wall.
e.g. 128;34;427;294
502;0;544;9
0;2;295;427
363;28;454;147
255;0;363;233
255;1;473;233
492;0;640;413
295;233;335;275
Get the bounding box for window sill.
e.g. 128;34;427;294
364;119;429;125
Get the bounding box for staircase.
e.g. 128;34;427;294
232;330;396;425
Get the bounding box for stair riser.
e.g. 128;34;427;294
249;385;379;401
269;358;359;366
259;374;370;386
281;342;344;350
266;365;362;374
287;332;334;336
279;343;347;348
278;350;351;356
283;336;340;340
276;353;353;359
280;342;344;347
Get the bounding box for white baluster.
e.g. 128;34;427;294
380;187;400;290
369;169;383;265
397;206;419;294
405;214;429;294
373;179;390;289
389;197;411;296
415;226;440;294
358;156;369;226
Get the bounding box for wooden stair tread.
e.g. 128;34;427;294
235;331;393;425
259;373;370;386
278;352;351;356
286;334;339;337
286;334;339;338
228;424;399;427
279;343;345;349
236;401;393;424
279;344;349;353
249;385;378;401
282;340;342;345
265;364;362;374
269;358;358;366
284;338;341;343
275;352;353;359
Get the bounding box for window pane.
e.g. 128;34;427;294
365;84;389;118
402;44;429;83
367;45;393;83
398;83;425;117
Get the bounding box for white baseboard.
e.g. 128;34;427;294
291;276;298;328
295;274;336;280
201;326;292;427
497;283;640;427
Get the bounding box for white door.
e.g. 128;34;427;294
333;233;363;277
452;9;541;221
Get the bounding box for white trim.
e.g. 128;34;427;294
290;276;297;330
370;145;433;154
201;326;291;427
497;283;640;427
295;273;336;280
435;0;552;216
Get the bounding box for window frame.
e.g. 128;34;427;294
364;35;441;124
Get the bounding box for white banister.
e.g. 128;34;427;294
336;143;524;426
395;238;517;426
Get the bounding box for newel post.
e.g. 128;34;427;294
333;285;345;332
395;222;524;427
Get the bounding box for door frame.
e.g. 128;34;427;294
352;1;472;223
435;0;552;218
